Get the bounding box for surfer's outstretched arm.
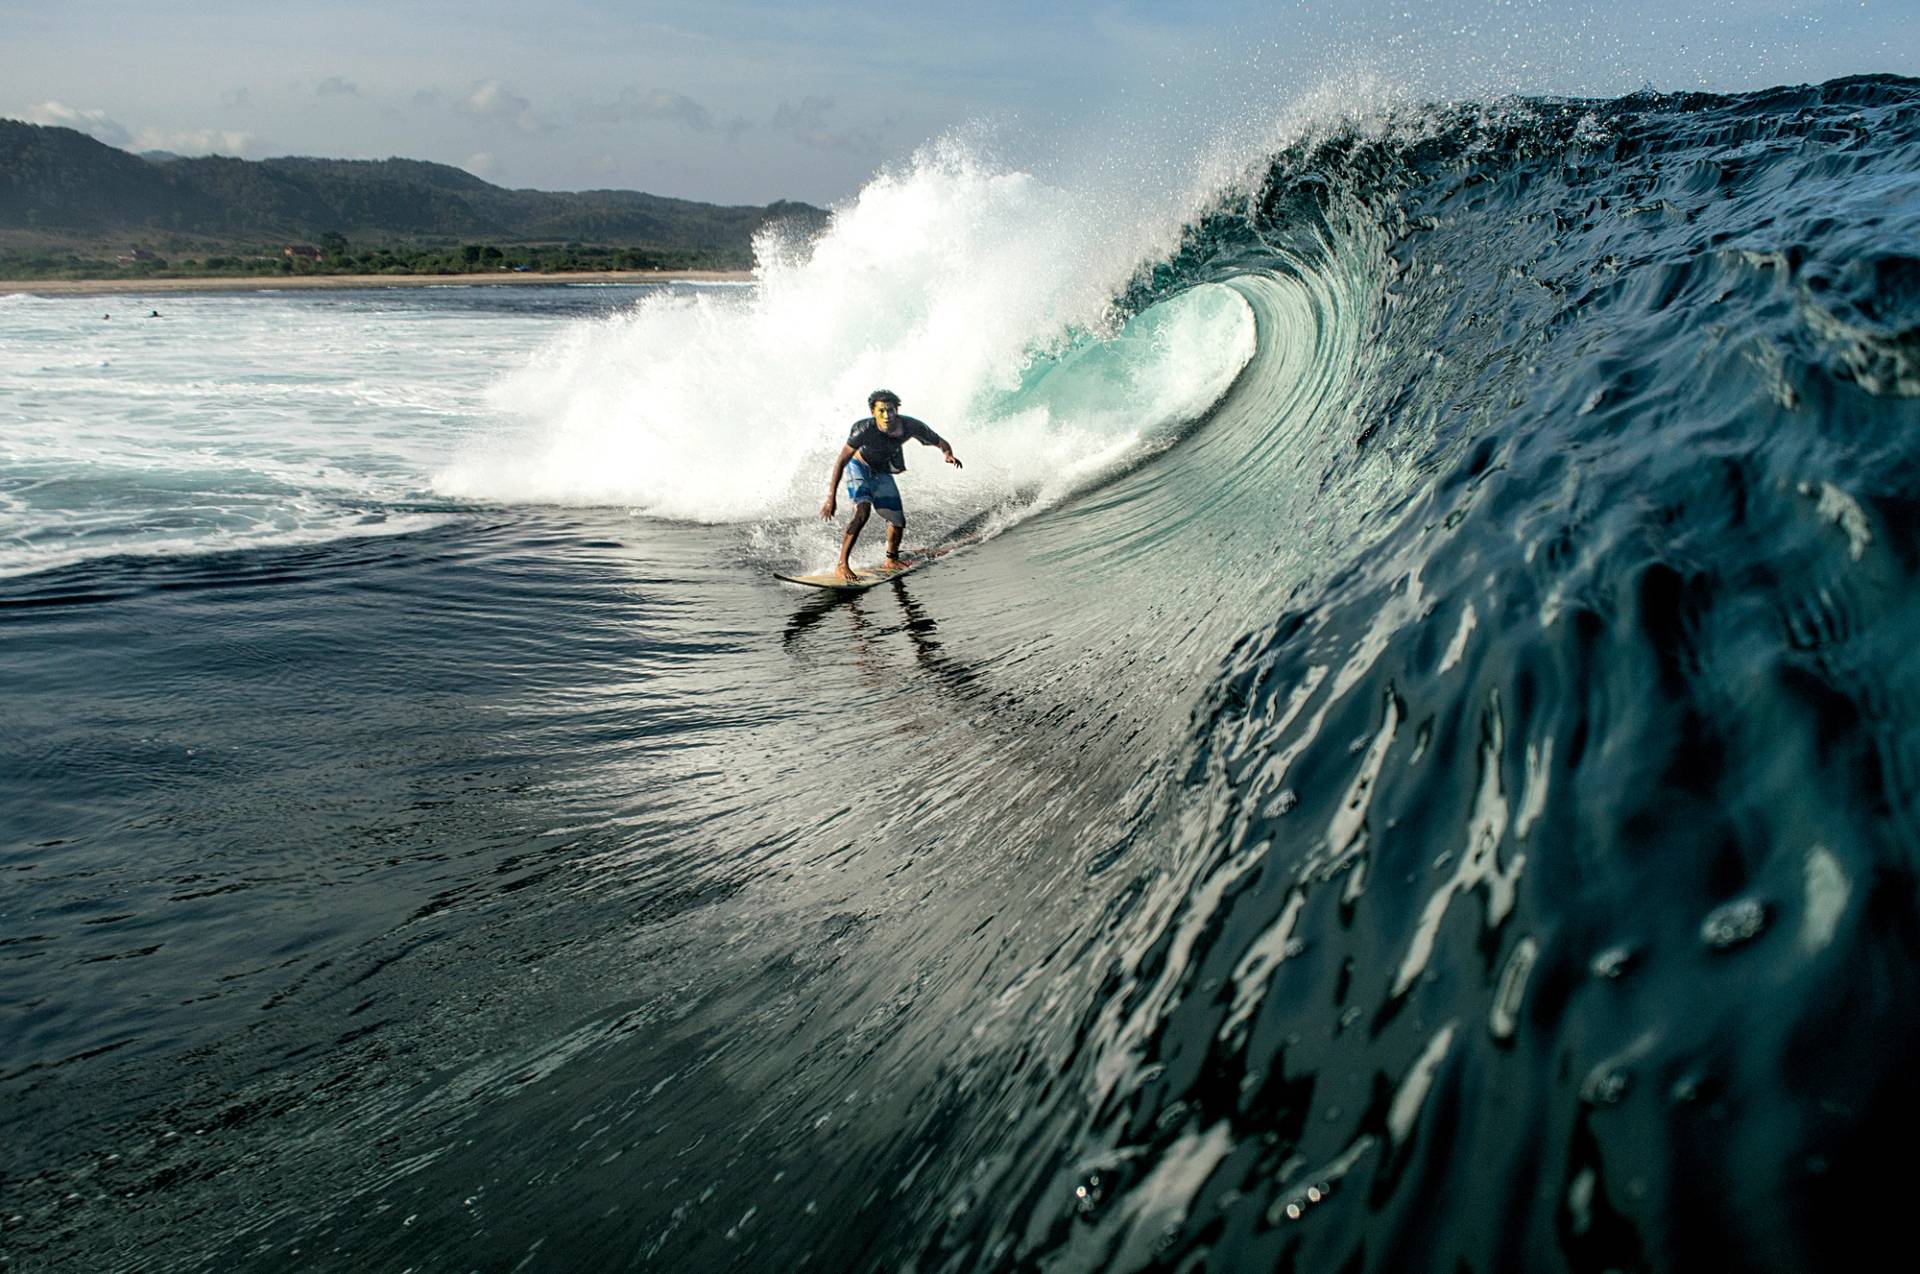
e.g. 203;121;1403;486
821;443;856;518
911;422;962;468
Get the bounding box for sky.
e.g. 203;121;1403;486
1;1;1911;207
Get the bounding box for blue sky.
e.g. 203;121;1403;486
2;1;1911;205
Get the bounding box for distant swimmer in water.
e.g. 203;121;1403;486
148;309;161;318
820;389;961;581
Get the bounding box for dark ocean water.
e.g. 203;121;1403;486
5;76;1920;1271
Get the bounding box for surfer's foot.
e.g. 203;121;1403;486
882;556;907;570
834;562;857;580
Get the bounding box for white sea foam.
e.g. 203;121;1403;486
434;139;1257;531
11;91;1436;577
0;292;524;578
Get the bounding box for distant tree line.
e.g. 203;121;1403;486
0;238;742;280
0;118;828;280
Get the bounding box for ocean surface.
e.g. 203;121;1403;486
4;75;1919;1271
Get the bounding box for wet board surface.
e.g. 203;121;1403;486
773;559;928;592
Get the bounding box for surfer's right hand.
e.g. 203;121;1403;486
819;497;836;519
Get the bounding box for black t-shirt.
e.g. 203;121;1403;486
847;414;942;474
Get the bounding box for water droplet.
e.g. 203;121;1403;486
1701;898;1769;950
1801;846;1849;953
1491;936;1538;1040
1567;1168;1596;1235
1590;946;1635;979
1583;1068;1633;1105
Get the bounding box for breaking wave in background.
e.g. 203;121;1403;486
434;135;1263;543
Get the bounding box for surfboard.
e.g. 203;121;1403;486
773;559;927;592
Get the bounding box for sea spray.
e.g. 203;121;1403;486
433;139;1256;550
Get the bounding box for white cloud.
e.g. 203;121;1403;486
461;80;543;133
18;100;253;157
22;100;132;147
771;96;884;155
584;87;714;131
581;88;752;142
131;128;255;157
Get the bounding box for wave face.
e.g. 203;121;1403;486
893;74;1920;1271
5;76;1920;1274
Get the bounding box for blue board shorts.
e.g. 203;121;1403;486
845;457;905;526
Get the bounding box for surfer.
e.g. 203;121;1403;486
820;390;961;580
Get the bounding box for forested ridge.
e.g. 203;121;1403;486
0;119;824;276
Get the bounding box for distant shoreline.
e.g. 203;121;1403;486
0;269;755;297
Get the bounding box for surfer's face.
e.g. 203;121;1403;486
872;401;899;427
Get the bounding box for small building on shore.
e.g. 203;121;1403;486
116;247;160;263
283;244;322;261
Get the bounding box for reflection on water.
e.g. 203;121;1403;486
783;579;983;701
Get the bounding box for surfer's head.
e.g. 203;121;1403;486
868;389;901;424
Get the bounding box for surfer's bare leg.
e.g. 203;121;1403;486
836;503;871;579
883;521;905;567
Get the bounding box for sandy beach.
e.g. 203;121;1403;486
0;268;754;297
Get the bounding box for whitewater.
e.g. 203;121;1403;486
4;74;1920;1272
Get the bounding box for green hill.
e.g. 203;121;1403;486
0;119;828;276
